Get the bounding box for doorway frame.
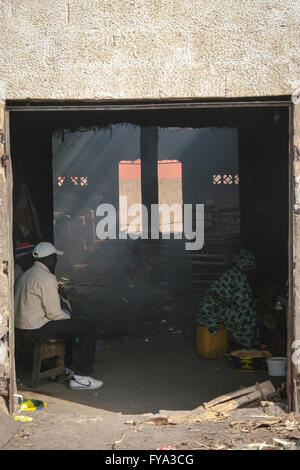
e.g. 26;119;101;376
4;97;297;414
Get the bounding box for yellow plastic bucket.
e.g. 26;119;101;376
196;324;228;359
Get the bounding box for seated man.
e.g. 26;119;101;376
14;241;72;315
14;241;103;391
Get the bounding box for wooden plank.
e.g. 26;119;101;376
210;390;262;414
164;381;277;425
201;381;276;410
191;261;226;266
165;391;266;425
190;254;225;258
192;281;213;284
202;385;259;409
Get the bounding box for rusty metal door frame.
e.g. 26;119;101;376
5;108;16;415
6;98;297;412
289;100;300;413
0;105;16;415
6;99;291;113
287;104;295;412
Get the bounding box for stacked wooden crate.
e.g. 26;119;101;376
218;208;241;264
190;207;240;293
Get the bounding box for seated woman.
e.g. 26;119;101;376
197;249;259;349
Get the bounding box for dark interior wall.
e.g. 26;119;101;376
157;127;239;207
10;113;54;247
238;108;289;293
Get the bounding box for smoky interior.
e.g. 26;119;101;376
10;105;290;410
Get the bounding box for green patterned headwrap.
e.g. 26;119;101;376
233;249;257;272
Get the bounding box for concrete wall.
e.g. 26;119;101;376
0;0;299;101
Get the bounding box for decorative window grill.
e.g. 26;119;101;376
213;174;239;185
213;174;222;185
80;176;88;186
70;176;79;185
223;174;232;184
57;176;88;187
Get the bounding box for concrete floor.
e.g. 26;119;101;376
16;332;267;415
5;332;282;450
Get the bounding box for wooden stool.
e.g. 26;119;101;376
31;339;66;388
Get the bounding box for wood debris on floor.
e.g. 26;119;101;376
144;380;277;425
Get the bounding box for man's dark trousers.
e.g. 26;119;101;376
15;318;96;376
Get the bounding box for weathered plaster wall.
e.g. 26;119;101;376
0;0;299;101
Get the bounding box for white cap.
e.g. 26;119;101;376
33;242;64;259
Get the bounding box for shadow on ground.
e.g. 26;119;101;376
16;332;267;415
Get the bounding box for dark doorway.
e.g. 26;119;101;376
10;104;290;412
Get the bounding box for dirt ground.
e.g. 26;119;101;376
2;333;299;451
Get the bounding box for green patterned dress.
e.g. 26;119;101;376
196;249;259;348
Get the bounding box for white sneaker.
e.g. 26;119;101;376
69;376;104;390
